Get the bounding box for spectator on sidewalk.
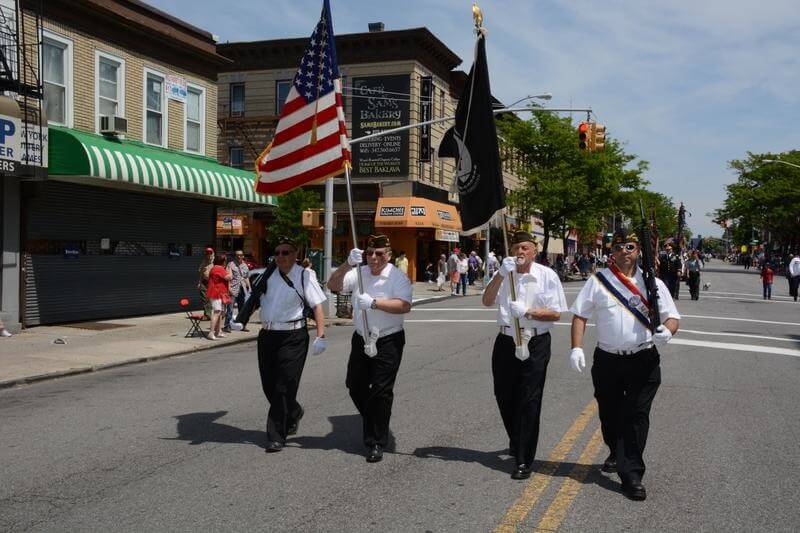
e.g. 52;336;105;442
760;263;774;300
225;250;251;332
787;253;800;301
448;248;460;295
457;252;469;295
0;317;11;337
395;251;409;277
198;248;215;320
468;251;480;285
206;255;232;340
424;261;435;282
436;253;448;291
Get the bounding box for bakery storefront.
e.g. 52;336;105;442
374;196;461;281
22;127;275;326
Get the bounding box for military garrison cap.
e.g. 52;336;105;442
510;231;538;246
611;229;639;246
367;234;391;249
275;235;297;249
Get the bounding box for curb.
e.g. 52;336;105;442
0;297;459;391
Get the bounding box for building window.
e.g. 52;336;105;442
144;70;165;146
42;32;72;126
229;146;244;168
230;83;244;116
276;80;292;115
185;85;204;153
438;89;445;119
95;51;124;131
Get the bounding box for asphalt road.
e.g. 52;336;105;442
1;262;798;532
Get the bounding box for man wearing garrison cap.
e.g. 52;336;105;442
481;230;568;480
569;229;680;501
328;234;413;463
231;235;327;453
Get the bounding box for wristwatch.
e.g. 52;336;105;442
370;299;378;310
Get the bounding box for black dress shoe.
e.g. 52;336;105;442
264;441;283;453
511;464;532;480
621;481;647;501
366;444;383;463
287;407;305;436
601;453;617;473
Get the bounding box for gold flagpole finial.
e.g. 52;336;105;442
472;2;483;29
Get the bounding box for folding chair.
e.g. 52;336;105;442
181;298;204;338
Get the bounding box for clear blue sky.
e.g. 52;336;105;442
148;0;800;238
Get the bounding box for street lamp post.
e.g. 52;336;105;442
495;93;553;110
762;159;800;170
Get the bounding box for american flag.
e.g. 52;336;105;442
254;0;350;195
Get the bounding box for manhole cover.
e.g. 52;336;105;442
60;322;134;331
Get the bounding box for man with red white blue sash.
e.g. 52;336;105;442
569;230;680;501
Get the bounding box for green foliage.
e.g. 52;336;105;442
497;109;650;253
715;151;800;246
617;190;683;242
270;188;321;252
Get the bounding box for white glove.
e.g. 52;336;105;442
499;256;517;277
653;325;672;347
348;248;364;267
312;336;326;355
229;321;244;331
510;300;528;318
570;347;586;373
355;292;374;310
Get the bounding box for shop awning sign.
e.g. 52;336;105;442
435;229;459;242
0;113;21;176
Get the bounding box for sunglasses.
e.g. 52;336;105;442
274;250;294;256
613;243;639;253
366;249;386;258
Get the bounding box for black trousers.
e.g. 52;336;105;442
347;330;405;447
687;271;700;300
257;328;309;443
492;332;551;466
789;276;799;300
591;347;661;484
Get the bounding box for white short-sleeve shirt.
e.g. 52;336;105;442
570;268;680;351
343;262;413;338
489;261;568;330
259;264;326;324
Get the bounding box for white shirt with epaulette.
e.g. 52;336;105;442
259;264;326;324
489;261;568;331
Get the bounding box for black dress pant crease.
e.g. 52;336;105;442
492;332;551;466
591;347;661;484
257;328;309;444
347;330;405;447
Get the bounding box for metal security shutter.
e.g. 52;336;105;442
23;181;214;326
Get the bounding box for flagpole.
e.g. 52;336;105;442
500;213;524;351
323;177;334;315
342;159;373;351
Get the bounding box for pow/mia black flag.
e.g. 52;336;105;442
438;32;505;233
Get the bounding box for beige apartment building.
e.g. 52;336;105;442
217;25;525;281
2;0;275;327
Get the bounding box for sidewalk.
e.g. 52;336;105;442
0;282;458;389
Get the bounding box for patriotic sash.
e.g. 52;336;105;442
595;265;652;330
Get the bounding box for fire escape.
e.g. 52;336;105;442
0;0;45;179
217;101;278;170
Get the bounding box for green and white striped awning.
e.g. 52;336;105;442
48;126;276;206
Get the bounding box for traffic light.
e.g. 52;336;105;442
592;123;606;152
578;121;590;151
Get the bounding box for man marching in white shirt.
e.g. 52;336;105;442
569;229;680;501
482;231;568;480
328;234;412;463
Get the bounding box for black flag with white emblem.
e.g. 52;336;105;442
438;32;505;233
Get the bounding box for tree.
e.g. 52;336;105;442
497;109;649;255
715;151;800;248
617;189;684;244
269;188;321;255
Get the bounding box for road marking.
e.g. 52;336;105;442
680;314;800;327
679;294;798;305
494;401;598;533
669;338;800;357
533;427;605;532
680;328;799;344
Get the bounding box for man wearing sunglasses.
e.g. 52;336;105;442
328;234;412;463
234;236;327;453
481;231;568;480
569;230;680;501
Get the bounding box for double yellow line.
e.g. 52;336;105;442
494;399;606;532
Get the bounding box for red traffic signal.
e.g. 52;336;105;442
578;122;590;150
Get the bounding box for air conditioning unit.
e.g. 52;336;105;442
100;115;128;135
